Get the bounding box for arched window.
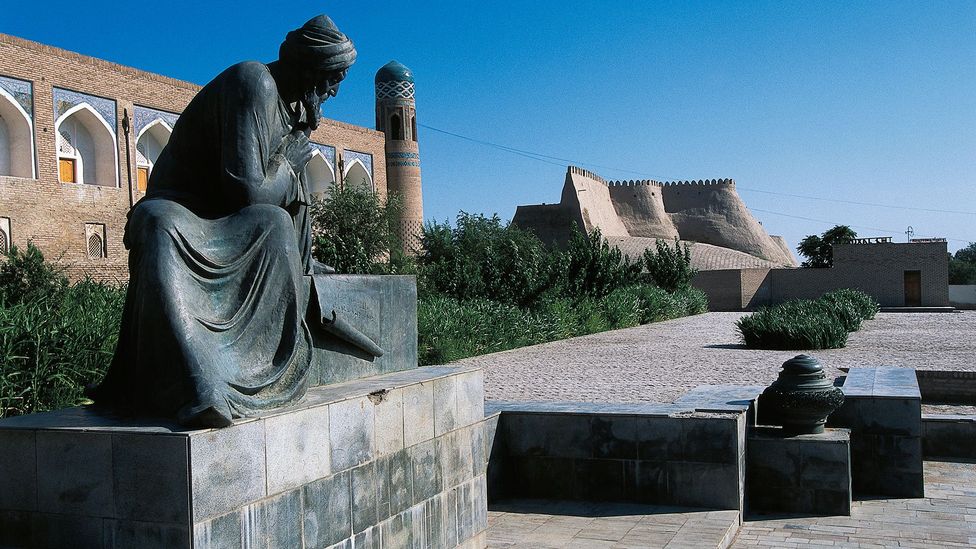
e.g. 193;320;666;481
343;159;372;192
0;88;35;179
87;233;104;259
135;120;172;192
55;103;117;187
306;151;336;200
0;227;8;255
411;115;417;142
389;113;402;141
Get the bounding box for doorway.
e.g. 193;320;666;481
904;271;921;307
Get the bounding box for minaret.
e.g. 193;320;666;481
375;60;423;253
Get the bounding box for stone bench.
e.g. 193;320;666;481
484;401;747;515
828;367;923;498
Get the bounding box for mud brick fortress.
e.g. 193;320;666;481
514;166;799;270
0;34;423;281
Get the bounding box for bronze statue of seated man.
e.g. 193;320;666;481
88;16;360;428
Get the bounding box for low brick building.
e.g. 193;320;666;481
693;240;950;310
0;33;422;282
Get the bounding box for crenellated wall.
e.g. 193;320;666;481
513;166;798;267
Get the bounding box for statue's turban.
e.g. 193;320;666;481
279;15;357;73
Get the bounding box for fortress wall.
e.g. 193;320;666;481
770;235;796;265
660;180;796;266
560;166;629;236
511;203;576;245
606;179;679;239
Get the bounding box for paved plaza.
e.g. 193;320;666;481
459;311;976;405
486;460;976;548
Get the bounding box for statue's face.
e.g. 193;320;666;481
299;68;347;130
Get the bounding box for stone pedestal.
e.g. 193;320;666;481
0;366;488;549
828;367;923;498
747;427;851;516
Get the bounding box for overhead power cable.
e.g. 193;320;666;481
419;122;976;217
750;208;971;244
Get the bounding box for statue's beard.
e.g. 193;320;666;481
298;92;323;132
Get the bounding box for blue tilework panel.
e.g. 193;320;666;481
311;143;336;167
0;75;32;117
343;150;373;178
52;88;116;136
386;151;420;168
133;106;179;138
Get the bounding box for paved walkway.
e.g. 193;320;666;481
458;311;976;404
733;460;976;548
487;501;739;549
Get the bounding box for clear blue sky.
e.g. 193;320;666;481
6;1;975;253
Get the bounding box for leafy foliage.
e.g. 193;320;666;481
736;289;879;350
309;186;409;274
948;243;976;285
419;213;553;306
554;228;644;299
0;243;68;306
642;238;697;292
0;245;125;418
797;225;857;268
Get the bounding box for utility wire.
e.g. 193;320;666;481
419;122;976;217
751;208;971;244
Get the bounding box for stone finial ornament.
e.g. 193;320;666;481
759;355;845;435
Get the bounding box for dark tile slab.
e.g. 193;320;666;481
591;415;638;459
623;460;669;504
0;430;35;511
112;433;189;523
635;417;682;460
303;470;352;548
36;431;114;517
381;510;412;548
330;397;376;472
408;439;442;504
439;428;474;490
680;417;738;463
103;519;190;549
503;413;591;458
668;461;739;509
351;461;379;534
352;526;381;549
385;449;413;517
0;509;31;548
432;375;458;436
193;509;242;549
573;459;625;501
264;405;331;496
189;420;266;522
30;512;103;549
241;490;302;549
509;457;575;500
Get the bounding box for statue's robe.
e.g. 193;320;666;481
89;62;314;426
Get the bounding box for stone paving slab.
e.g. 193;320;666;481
458;312;976;405
732;460;976;548
486;500;739;549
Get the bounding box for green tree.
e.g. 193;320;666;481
949;242;976;284
0;243;68;306
642;238;696;292
308;186;407;274
797;225;857;268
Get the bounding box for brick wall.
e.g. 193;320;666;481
0;33;386;283
693;242;949;310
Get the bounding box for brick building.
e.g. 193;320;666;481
0;34;423;282
693;240;950;310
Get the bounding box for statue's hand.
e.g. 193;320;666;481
282;130;313;173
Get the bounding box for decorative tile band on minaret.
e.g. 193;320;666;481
375;60;423;254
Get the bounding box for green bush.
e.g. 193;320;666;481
420;213;553;306
642;238;697;292
309;186;408;274
553;228;643;299
0;244;126;418
736;289;878;350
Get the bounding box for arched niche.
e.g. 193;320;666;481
343;158;372;192
135;119;172;191
55;103;118;187
306;150;335;200
0;87;35;179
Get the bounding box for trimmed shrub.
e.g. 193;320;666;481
736;289;878;350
